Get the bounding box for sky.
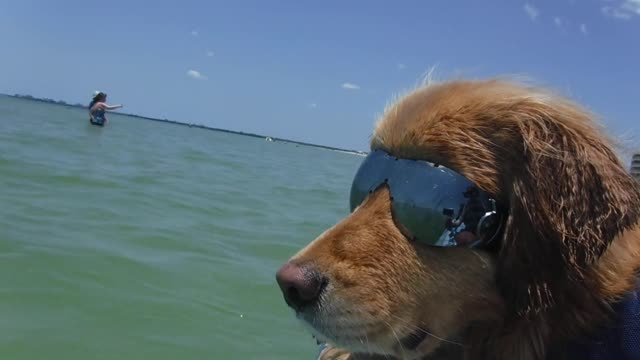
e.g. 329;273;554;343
0;0;638;152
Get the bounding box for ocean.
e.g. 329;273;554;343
0;95;365;359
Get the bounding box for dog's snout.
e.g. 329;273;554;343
276;262;324;311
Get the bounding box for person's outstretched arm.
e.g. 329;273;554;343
101;103;123;110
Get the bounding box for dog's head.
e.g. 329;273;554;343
276;79;640;359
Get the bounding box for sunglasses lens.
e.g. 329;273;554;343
349;150;501;247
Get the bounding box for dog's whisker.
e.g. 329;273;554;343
386;313;464;347
382;350;391;360
470;248;490;268
384;320;407;359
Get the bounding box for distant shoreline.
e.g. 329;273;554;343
4;93;368;156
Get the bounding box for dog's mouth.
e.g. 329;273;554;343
292;289;452;359
292;285;384;352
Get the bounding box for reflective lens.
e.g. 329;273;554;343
349;150;501;247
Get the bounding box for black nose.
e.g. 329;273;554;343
276;262;324;311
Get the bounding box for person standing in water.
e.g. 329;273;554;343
88;91;123;126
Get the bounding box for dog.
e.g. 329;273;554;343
276;78;640;359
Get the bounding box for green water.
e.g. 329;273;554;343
0;95;364;359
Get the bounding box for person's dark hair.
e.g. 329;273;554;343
88;92;107;109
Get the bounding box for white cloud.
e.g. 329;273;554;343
602;6;632;19
309;103;317;108
602;1;640;20
524;3;540;21
191;30;199;36
623;0;640;14
341;83;360;90
554;16;563;27
580;23;588;35
397;63;407;70
187;69;207;80
206;50;215;57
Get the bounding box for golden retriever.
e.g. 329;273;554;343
276;78;640;359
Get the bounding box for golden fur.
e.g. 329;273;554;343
278;79;640;359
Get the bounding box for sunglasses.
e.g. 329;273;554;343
349;150;503;248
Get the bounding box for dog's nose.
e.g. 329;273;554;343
276;262;323;311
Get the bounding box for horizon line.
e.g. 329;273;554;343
3;93;369;155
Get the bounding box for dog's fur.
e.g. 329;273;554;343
278;79;640;359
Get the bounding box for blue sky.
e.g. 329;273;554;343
0;0;638;152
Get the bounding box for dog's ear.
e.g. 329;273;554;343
493;96;640;317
